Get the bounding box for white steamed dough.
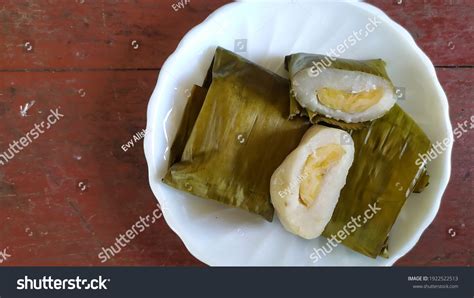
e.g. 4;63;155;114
292;67;396;123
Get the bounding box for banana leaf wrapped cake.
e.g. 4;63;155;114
283;53;431;258
163;47;310;221
285;53;397;130
321;105;431;258
270;125;355;239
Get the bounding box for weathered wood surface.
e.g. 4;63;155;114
0;0;472;266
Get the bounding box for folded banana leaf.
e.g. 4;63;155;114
168;85;207;166
285;53;394;129
285;53;393;81
163;47;310;221
322;104;431;258
413;170;430;193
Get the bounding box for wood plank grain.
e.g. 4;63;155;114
0;67;471;266
0;70;204;266
0;0;230;70
367;0;473;66
0;0;472;70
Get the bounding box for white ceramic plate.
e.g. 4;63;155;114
144;0;452;266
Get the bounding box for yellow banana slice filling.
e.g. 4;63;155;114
317;87;384;113
299;144;346;207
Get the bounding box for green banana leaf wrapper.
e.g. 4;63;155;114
168;85;208;167
163;47;310;221
285;53;395;130
322;104;431;258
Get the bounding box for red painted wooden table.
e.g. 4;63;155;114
0;0;472;266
